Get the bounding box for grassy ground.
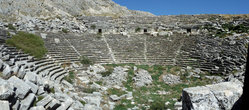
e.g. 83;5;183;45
103;64;214;110
6;31;47;59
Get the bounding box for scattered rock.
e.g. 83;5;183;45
20;93;36;110
104;66;129;87
110;95;121;101
30;106;46;110
162;74;181;85
0;100;10;110
133;69;153;87
0;78;14;100
8;76;31;99
2;65;13;78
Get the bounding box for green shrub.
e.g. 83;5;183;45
7;24;16;31
135;27;141;33
62;28;69;33
82;87;97;93
50;88;55;93
80;100;86;105
90;25;96;29
96;81;103;85
6;31;47;58
99;69;113;77
80;56;93;65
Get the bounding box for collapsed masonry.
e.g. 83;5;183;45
0;32;85;110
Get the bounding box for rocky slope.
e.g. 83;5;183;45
0;0;154;20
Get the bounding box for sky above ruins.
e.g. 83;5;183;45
113;0;249;15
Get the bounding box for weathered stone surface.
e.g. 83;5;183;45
0;78;14;100
182;81;243;110
45;99;61;110
103;66;129;87
12;99;20;110
0;59;3;69
83;95;102;108
17;66;26;79
182;86;219;110
30;106;46;110
206;82;243;110
83;104;102;110
36;95;53;107
56;99;73;110
2;65;13;78
110;95;121;101
25;81;38;94
24;72;38;84
20;93;36;110
37;86;45;95
8;76;31;99
0;100;10;110
162;74;182;85
133;69;153;87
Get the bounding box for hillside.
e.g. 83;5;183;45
0;0;154;20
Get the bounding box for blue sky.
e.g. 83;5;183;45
113;0;249;15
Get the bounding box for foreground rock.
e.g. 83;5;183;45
182;81;243;110
0;78;14;100
133;69;153;87
0;100;10;110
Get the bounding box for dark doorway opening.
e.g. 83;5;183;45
187;28;191;33
98;29;102;33
144;29;148;33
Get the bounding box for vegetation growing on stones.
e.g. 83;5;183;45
90;25;96;29
203;23;249;38
7;24;16;31
107;88;126;97
82;87;98;93
64;71;75;84
103;64;215;109
6;31;47;58
135;27;141;33
33;96;44;106
80;56;93;65
62;28;69;33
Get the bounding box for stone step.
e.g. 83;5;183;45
49;68;64;78
51;70;67;81
36;64;57;74
34;61;54;70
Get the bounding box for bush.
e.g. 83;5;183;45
99;70;113;77
80;56;93;65
150;101;167;110
64;71;75;84
90;25;96;29
62;28;69;33
82;87;97;93
49;88;55;93
6;31;47;59
135;27;141;33
7;24;16;31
